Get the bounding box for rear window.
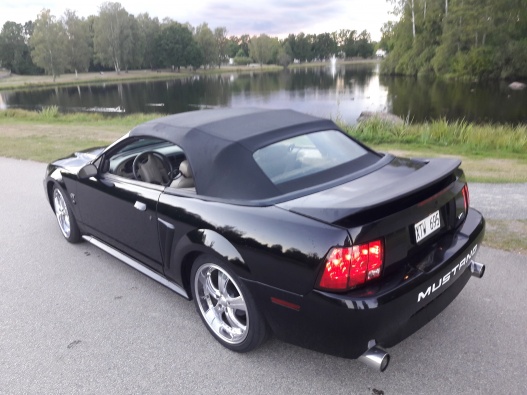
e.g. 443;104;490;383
253;130;368;185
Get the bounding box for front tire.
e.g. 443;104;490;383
52;186;81;243
190;255;268;352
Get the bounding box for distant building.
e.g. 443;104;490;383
376;49;387;58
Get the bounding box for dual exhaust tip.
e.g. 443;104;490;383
360;260;485;372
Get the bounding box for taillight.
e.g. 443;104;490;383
318;240;384;291
462;184;470;212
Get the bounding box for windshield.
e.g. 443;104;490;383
253;130;369;185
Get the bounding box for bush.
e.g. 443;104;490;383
452;47;496;79
40;106;60;119
233;56;252;66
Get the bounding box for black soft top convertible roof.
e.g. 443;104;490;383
129;108;368;201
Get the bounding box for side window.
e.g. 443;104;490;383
103;137;186;186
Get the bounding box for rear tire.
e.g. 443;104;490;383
190;255;268;352
52;186;81;243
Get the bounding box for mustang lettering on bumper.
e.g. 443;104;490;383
417;243;479;303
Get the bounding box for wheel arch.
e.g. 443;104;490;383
46;179;65;211
45;166;69;210
172;229;247;300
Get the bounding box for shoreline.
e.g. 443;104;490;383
0;59;380;92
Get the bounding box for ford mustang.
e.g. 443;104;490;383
44;108;486;371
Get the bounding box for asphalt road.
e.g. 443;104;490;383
1;157;526;395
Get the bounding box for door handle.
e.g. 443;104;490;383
134;201;147;211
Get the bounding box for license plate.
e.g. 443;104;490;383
414;210;441;243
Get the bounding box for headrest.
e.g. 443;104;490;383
179;160;193;178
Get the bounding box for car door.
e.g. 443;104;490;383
76;174;164;273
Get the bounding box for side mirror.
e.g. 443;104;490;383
78;163;98;179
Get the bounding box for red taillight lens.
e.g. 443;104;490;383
318;240;384;291
462;184;470;212
319;248;353;290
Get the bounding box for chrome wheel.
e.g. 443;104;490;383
53;188;71;238
194;263;249;345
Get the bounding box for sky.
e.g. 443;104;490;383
0;0;394;41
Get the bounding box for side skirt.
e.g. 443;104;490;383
82;235;189;299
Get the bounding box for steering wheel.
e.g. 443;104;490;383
132;151;174;185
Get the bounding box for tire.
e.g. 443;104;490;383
190;255;268;353
52;186;81;243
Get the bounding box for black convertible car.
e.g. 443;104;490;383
44;108;485;371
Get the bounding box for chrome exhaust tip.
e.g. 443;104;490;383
470;261;485;278
359;346;390;372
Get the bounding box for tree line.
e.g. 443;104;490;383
380;0;527;79
0;1;376;81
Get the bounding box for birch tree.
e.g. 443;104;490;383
63;10;91;77
30;9;67;81
195;23;218;68
249;34;275;65
93;2;132;73
214;27;228;67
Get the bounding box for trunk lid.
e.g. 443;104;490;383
277;156;468;274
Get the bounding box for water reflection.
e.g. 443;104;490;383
1;63;527;124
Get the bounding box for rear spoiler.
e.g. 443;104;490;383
277;158;461;224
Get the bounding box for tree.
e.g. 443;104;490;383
313;33;337;60
385;0;527;79
156;22;194;70
239;35;250;57
0;22;30;73
137;13;160;69
214;27;228;67
277;41;292;68
185;41;204;70
334;29;357;57
379;22;395;52
124;15;144;70
249;34;275;65
93;2;132;73
389;0;416;39
195;23;218;68
355;30;374;58
289;32;314;62
30;9;68;81
0;20;41;75
226;35;240;58
63;10;91;77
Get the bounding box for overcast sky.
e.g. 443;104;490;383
0;0;394;41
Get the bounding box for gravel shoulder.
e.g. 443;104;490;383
469;183;527;220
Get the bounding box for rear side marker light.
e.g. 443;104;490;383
270;297;301;311
318;240;384;291
462;184;470;212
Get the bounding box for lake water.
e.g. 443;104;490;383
1;63;527;125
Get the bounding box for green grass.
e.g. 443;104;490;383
0;135;112;163
342;118;527;157
0;107;162;127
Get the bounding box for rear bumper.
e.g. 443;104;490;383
245;208;485;359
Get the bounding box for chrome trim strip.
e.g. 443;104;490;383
82;235;189;299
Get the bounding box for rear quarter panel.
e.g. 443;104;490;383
157;191;349;295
